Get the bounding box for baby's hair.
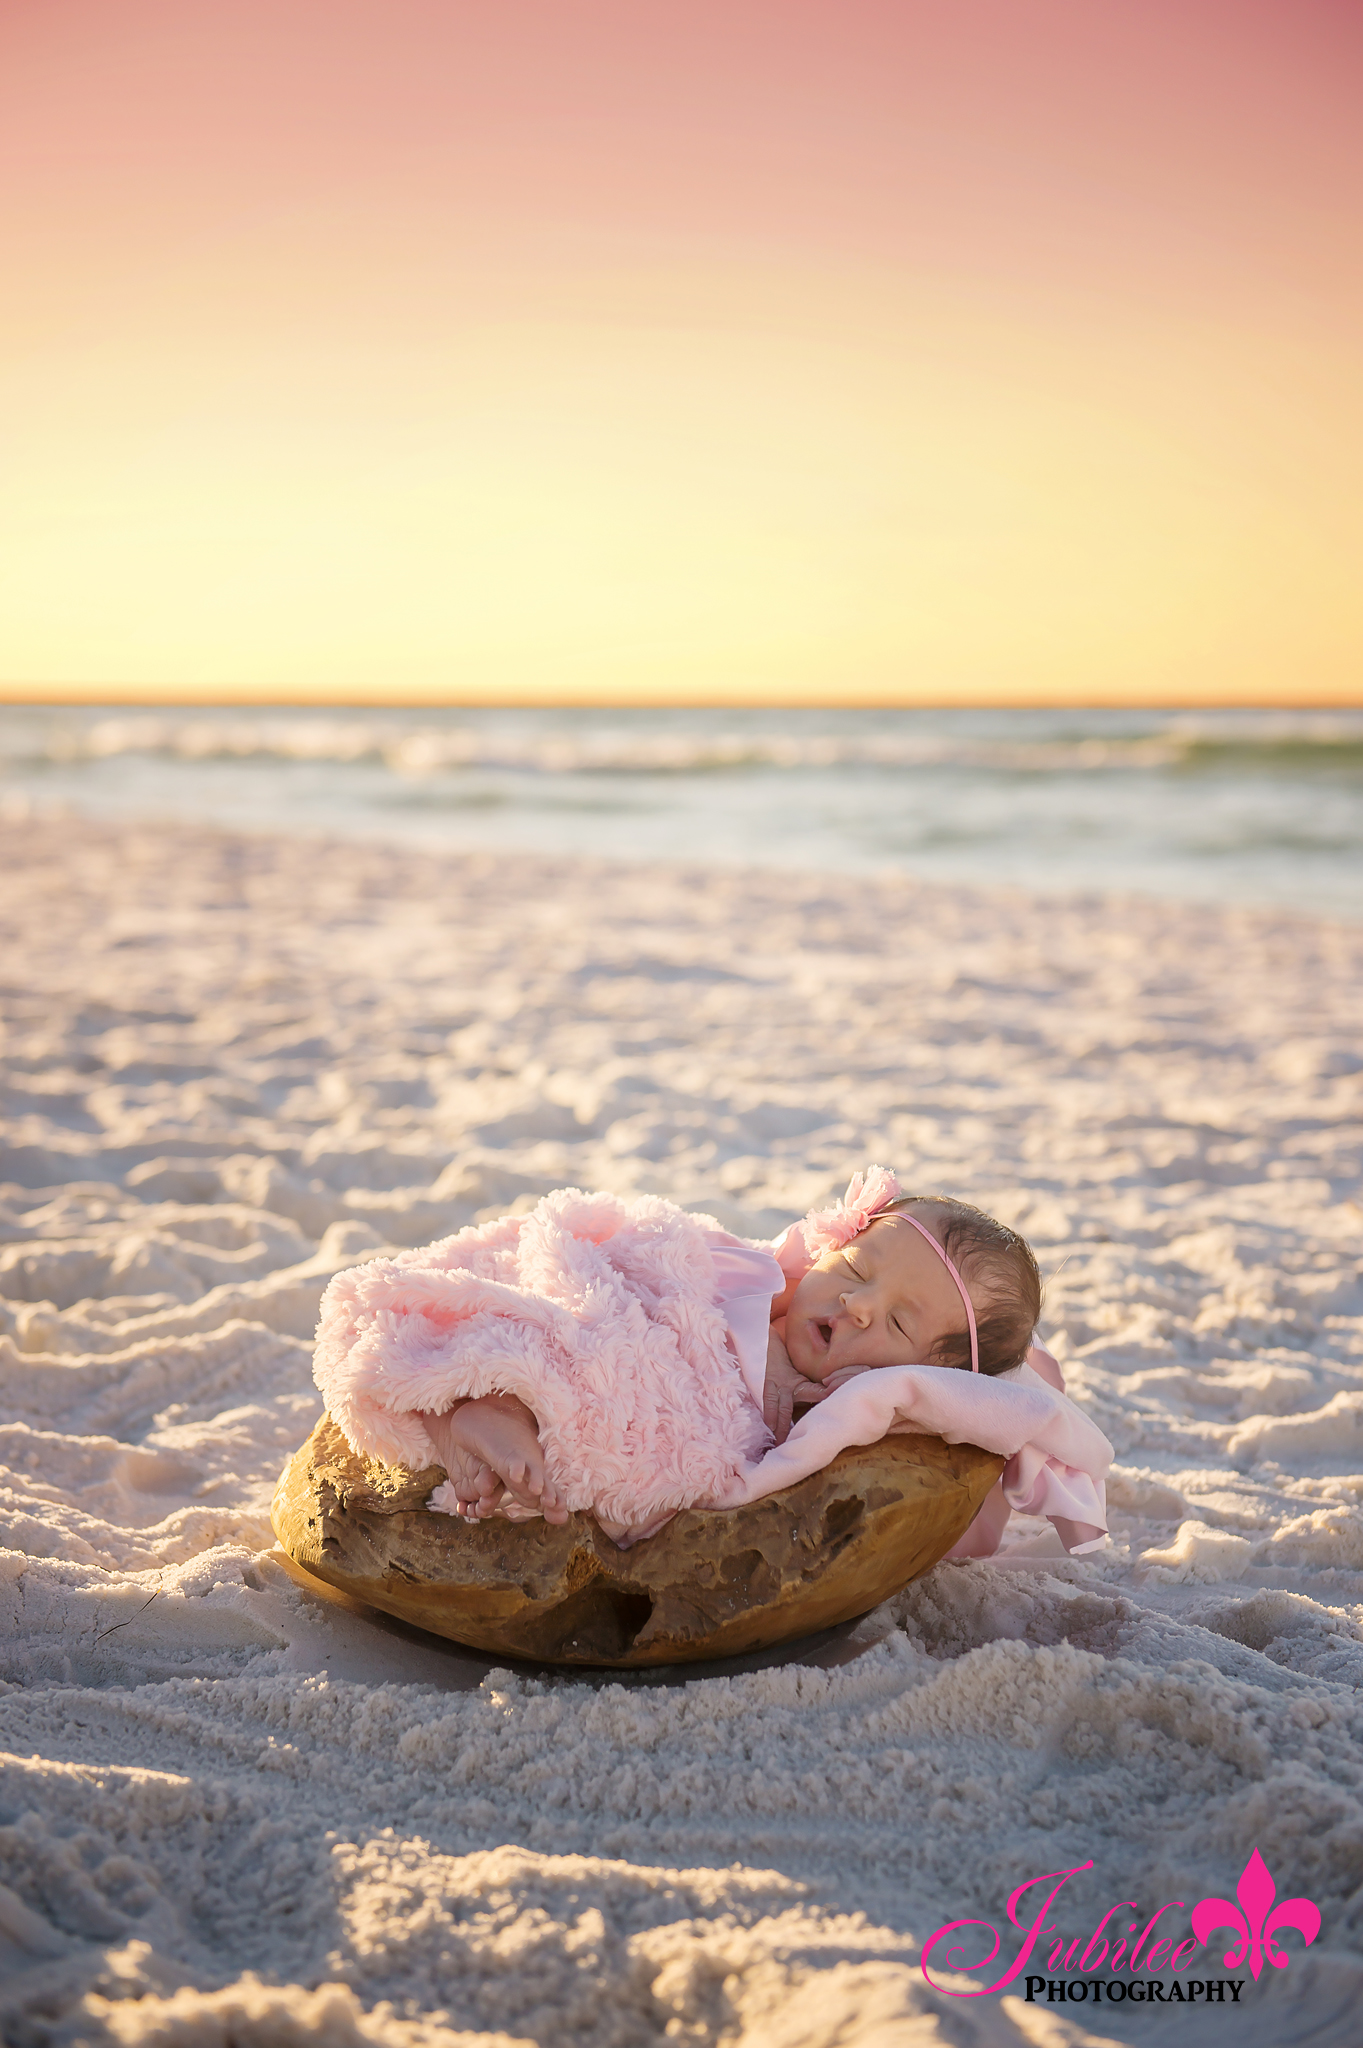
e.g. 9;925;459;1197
883;1194;1041;1376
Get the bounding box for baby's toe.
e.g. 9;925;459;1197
509;1466;545;1509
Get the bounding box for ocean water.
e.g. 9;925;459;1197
2;703;1360;919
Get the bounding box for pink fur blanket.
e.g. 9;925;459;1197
313;1189;770;1529
314;1185;1112;1546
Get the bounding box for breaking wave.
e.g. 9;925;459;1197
7;706;1363;780
3;705;1360;919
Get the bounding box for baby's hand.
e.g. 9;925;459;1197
762;1327;825;1445
816;1363;875;1393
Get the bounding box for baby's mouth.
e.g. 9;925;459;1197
814;1319;834;1351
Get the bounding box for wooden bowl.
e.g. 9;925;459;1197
271;1413;1004;1668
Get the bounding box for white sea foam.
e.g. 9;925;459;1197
12;705;1362;777
1;816;1361;2045
3;705;1362;920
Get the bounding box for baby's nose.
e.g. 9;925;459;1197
839;1289;872;1327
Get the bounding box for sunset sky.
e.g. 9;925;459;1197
3;0;1361;706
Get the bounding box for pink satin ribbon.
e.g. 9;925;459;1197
886;1208;979;1372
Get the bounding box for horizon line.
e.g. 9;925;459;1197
4;689;1361;713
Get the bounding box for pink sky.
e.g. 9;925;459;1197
3;0;1361;702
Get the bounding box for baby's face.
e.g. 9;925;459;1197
784;1211;970;1381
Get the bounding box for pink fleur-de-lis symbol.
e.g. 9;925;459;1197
1191;1849;1321;1979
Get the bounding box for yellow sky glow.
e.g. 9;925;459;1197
3;3;1361;707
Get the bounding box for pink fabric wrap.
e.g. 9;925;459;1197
951;1343;1108;1558
703;1230;783;1409
313;1173;1111;1554
706;1353;1109;1555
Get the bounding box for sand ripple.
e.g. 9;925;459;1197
2;819;1360;2045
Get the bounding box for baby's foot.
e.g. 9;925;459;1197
420;1396;568;1524
419;1408;505;1520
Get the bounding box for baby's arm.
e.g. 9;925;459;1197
762;1326;827;1444
417;1395;568;1524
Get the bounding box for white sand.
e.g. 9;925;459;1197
2;816;1361;2047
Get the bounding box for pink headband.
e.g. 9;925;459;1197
885;1209;980;1373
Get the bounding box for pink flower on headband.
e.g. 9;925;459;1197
800;1165;903;1256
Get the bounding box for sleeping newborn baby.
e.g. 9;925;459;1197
421;1183;1038;1537
314;1166;1108;1554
